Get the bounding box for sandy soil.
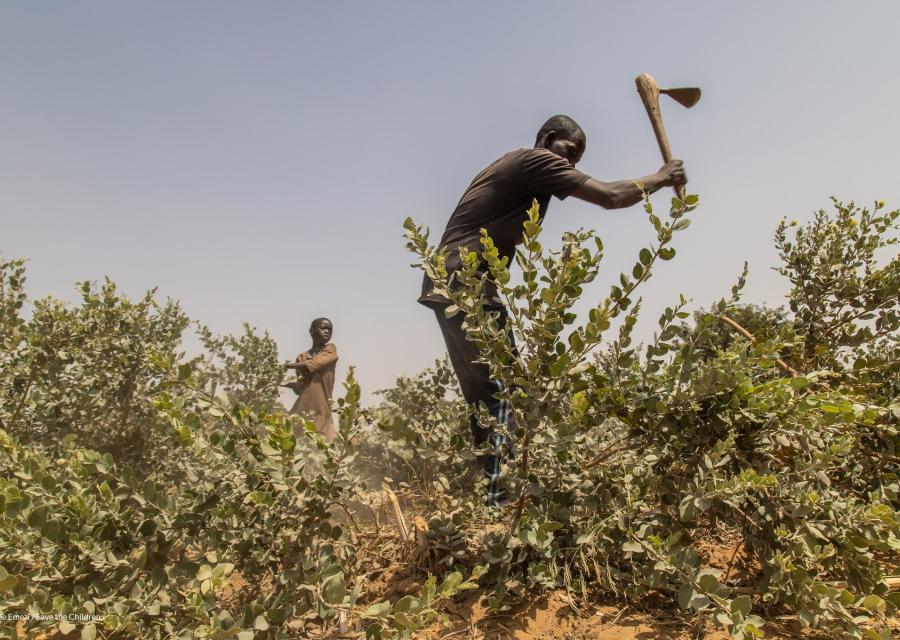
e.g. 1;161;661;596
416;589;838;640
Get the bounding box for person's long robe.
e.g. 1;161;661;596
288;343;338;442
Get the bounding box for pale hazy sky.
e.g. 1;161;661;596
3;2;899;403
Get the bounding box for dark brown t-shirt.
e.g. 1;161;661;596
419;147;589;307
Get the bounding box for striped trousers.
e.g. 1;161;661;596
434;306;516;507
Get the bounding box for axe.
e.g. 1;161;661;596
635;73;700;200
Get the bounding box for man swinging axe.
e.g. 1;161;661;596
419;75;699;507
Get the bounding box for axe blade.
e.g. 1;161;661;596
660;87;701;109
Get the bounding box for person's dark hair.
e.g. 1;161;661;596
309;317;332;331
534;115;584;146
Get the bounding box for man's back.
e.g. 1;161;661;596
419;147;588;307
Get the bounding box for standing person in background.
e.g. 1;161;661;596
284;318;338;442
419;115;687;507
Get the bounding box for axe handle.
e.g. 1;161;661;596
636;76;685;200
646;107;685;200
648;109;674;163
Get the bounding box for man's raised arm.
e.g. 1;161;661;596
572;159;687;209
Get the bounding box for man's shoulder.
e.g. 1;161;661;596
496;147;553;163
494;147;573;172
481;147;556;179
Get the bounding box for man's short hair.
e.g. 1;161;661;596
310;317;332;331
535;115;584;145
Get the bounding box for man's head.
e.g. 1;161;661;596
534;115;586;166
309;317;333;346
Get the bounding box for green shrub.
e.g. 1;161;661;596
355;358;475;500
403;195;898;639
0;195;896;640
